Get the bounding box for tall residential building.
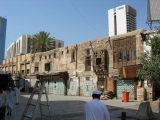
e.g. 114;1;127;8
0;17;7;61
7;35;33;59
108;5;137;36
7;35;64;59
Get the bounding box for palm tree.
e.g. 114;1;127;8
30;31;56;53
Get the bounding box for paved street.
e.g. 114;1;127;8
5;92;160;120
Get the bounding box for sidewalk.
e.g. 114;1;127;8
5;92;160;120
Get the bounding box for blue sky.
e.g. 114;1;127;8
0;0;149;57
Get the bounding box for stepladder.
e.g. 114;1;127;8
21;80;53;120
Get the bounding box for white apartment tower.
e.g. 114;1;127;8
7;35;64;59
108;5;137;36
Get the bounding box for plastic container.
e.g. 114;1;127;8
122;91;130;102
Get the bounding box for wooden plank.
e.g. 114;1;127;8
106;77;115;95
134;79;138;100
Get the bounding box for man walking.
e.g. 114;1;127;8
0;87;8;120
14;86;21;105
6;87;14;115
84;90;110;120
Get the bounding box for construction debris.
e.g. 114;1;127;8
100;91;114;100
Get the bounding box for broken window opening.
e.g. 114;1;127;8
123;50;126;62
27;69;29;74
126;50;129;61
86;57;91;66
72;52;75;59
45;63;51;71
118;51;122;59
132;49;136;60
86;49;90;55
54;53;56;58
71;51;75;62
22;70;24;75
96;58;101;65
35;67;39;71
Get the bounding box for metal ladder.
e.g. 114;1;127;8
21;80;53;120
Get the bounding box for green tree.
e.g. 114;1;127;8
30;31;56;53
137;32;160;84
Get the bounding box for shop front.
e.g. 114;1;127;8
37;71;69;95
116;79;134;99
116;65;141;100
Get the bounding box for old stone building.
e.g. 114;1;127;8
0;29;147;99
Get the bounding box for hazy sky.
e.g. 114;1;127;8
0;0;150;56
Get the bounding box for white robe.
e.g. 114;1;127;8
84;99;110;120
14;87;21;103
7;91;14;109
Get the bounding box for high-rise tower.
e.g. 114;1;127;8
108;5;136;36
0;17;7;61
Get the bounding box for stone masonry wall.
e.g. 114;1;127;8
0;29;145;96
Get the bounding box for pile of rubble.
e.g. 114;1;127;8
100;91;114;100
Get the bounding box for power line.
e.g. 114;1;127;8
116;0;121;6
115;0;126;16
68;0;106;36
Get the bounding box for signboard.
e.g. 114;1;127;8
147;0;160;21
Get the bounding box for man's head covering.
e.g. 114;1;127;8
92;90;102;95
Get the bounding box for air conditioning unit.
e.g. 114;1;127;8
86;77;90;80
113;75;119;80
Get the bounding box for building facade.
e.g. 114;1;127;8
0;17;7;61
7;35;33;59
1;29;152;100
108;5;137;36
6;35;64;59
